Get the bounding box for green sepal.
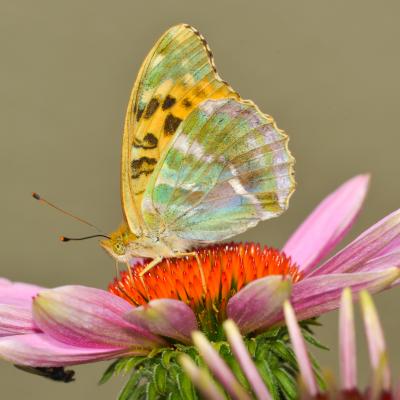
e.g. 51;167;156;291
275;367;298;400
118;370;142;400
145;381;158;400
255;358;280;399
176;371;195;400
101;318;327;400
302;329;330;351
153;364;167;393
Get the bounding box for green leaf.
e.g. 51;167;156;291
302;330;329;350
153;364;167;394
224;353;250;391
271;340;298;367
255;359;280;400
275;367;298;400
161;350;177;368
99;359;119;385
129;383;147;400
167;391;182;400
118;371;142;400
177;371;195;400
146;381;158;400
246;338;257;357
309;353;327;392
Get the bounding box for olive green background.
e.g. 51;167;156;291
1;0;399;398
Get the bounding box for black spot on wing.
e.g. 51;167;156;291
136;107;145;122
162;95;176;110
131;157;157;179
144;98;160;119
182;98;192;108
164;114;182;135
133;133;158;149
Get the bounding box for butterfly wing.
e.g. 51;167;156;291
121;24;238;235
142;98;295;242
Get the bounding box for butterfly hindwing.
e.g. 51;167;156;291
142;98;295;242
121;24;238;235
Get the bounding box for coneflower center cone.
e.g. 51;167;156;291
109;243;302;338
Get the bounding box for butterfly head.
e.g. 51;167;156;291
100;223;137;262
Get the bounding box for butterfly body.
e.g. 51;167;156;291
101;222;192;261
101;24;295;268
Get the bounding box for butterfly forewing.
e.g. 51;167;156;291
142;98;295;242
122;24;238;235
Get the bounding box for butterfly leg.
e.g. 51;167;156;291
115;260;120;278
174;252;207;294
138;256;163;299
124;261;134;282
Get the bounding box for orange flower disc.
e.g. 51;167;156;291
109;243;301;334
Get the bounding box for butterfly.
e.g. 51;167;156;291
100;24;295;280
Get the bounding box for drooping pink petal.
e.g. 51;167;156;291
283;301;319;396
0;305;38;337
223;319;272;400
179;354;226;400
33;286;164;349
124;299;198;344
192;331;252;400
339;288;357;391
354;252;400;273
0;280;44;306
226;276;291;335
376;234;400;258
311;208;400;276
283;175;369;273
270;268;399;324
360;290;391;392
0;333;142;367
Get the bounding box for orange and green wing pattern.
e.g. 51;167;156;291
142;98;295;242
121;24;238;235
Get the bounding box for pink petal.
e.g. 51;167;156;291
33;285;164;349
226;276;291;335
283;175;369;273
124;299;198;344
286;269;400;322
283;301;318;396
0;281;44;306
354;252;400;273
376;234;400;257
0;305;38;336
223;320;272;400
192;331;252;400
360;290;391;391
311;208;400;276
0;333;140;367
339;288;357;390
179;354;226;400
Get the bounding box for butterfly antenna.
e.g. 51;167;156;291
60;235;110;242
32;192;106;234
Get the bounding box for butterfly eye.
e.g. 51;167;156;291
113;241;126;255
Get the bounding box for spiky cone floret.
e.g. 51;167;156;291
109;243;301;339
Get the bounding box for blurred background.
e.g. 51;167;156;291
1;0;399;398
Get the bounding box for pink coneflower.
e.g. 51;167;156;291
0;175;399;397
